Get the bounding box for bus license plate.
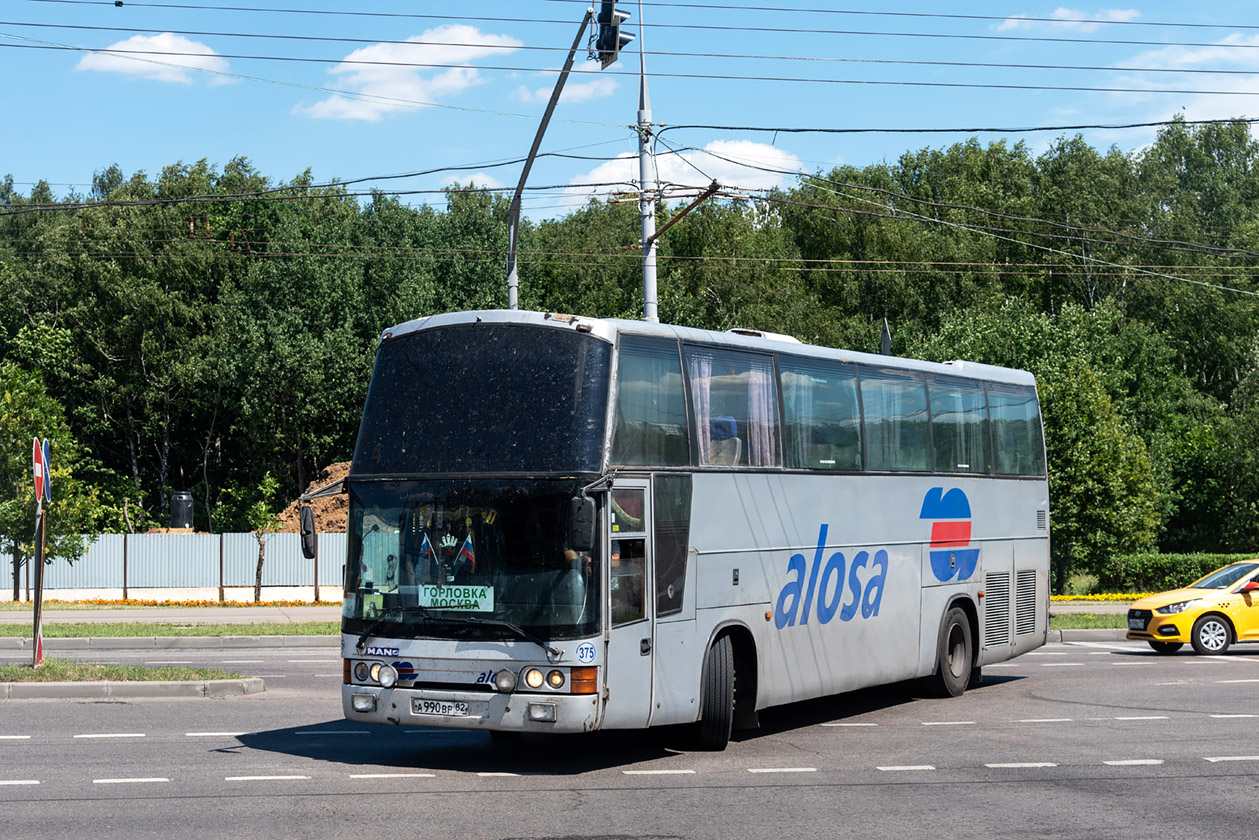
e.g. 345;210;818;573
412;699;469;717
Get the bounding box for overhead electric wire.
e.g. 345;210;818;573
10;19;1259;80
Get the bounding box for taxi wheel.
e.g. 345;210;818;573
1148;641;1183;655
1191;614;1232;656
929;607;973;698
693;635;734;751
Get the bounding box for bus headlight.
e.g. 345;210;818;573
493;669;517;693
369;663;382;682
354;662;370;682
546;669;565;689
523;668;545;689
377;664;398;689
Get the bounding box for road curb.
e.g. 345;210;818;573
0;677;265;700
0;635;338;651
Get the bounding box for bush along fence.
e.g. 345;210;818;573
1097;552;1259;593
4;532;346;601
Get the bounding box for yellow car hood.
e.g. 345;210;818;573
1131;588;1215;610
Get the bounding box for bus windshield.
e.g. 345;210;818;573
351;323;611;475
343;479;600;641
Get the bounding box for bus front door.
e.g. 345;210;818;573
601;482;654;729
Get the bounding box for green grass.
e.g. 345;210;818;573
0;621;339;638
0;658;246;683
1049;612;1129;629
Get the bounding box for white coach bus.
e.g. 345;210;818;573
309;309;1049;750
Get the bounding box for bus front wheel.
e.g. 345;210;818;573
929;607;973;698
693;635;734;751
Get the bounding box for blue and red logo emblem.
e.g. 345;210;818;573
920;487;980;582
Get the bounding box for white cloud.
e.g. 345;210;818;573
440;172;505;189
297;25;522;121
514;66;618;105
565;140;803;204
997;8;1140;33
76;33;230;84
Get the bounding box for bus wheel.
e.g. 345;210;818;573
693;635;734;751
929;607;973;698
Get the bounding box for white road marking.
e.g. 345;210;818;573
477;772;519;777
0;735;32;740
1115;716;1168;721
225;775;309;781
1104;759;1163;766
986;762;1058;769
1027;651;1067;656
1204;755;1259;763
1216;679;1259;684
1018;718;1072;723
74;733;145;739
747;767;817;773
623;769;696;775
821;722;878;727
221;660;264;664
1210;714;1259;718
0;780;39;786
289;659;339;663
350;773;436;778
877;765;935;772
295;730;368;736
93;778;169;785
186;732;247;737
987;663;1020;668
922;721;975;726
1042;663;1085;667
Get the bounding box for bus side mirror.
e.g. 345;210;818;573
568;497;596;553
299;506;317;559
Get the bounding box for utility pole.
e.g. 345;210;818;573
636;26;658;323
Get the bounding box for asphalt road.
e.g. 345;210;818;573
3;637;1258;839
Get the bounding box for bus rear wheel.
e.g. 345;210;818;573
929;607;973;698
693;635;734;751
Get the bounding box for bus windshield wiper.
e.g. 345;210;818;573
431;614;561;658
355;605;431;652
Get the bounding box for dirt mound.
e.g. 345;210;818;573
276;461;350;533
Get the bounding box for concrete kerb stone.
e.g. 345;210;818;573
1;635;338;651
1;677;265;700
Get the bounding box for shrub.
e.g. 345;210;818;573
1098;552;1259;592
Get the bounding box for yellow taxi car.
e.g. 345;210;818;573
1127;561;1259;655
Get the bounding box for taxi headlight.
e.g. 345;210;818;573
523;668;545;689
377;664;398;689
1156;599;1202;615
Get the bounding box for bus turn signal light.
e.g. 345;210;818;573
569;666;598;694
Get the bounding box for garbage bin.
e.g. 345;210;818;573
171;491;194;529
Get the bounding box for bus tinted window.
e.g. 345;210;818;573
928;376;991;474
684;347;779;467
988;385;1047;475
653;474;692;617
860;368;929;471
610;336;690;466
780;357;861;471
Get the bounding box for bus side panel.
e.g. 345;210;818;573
651;619;701;726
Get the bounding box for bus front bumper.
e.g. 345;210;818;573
343;684;601;733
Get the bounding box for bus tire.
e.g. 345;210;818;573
693;635;734;751
929;607;973;698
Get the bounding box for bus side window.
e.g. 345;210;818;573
780;357;861;471
684;346;780;467
988;385;1046;476
928;376;990;474
611;336;690;467
610;538;646;626
859;367;929;472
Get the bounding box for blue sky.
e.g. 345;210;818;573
4;1;1259;218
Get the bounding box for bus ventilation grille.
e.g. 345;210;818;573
984;572;1011;648
1015;569;1037;636
1036;510;1047;530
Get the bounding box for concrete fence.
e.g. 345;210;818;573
3;533;346;603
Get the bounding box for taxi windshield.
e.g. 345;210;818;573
342;479;600;641
1190;562;1259;590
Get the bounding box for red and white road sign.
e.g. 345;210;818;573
32;437;45;503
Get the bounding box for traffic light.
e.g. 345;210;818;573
595;0;635;69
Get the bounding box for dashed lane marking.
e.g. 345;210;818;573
0;780;39;786
1217;679;1259;684
747;767;817;773
349;773;436;779
74;733;145;739
821;722;878;727
1018;718;1072;723
922;721;974;726
1210;714;1258;718
295;730;369;736
877;765;935;772
986;763;1058;769
1104;759;1163;766
225;775;309;781
1115;716;1169;721
0;735;32;740
1204;755;1259;763
622;769;696;775
186;732;247;737
93;778;169;785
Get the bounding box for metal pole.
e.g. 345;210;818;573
637;7;658;322
505;9;593;310
32;507;45;667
